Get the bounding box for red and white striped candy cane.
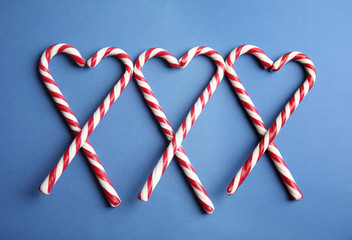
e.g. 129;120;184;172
225;45;303;200
134;48;215;213
227;52;316;195
39;44;121;206
138;47;225;203
39;47;133;198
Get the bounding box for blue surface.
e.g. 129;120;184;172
0;1;351;239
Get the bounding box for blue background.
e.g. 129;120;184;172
1;1;351;239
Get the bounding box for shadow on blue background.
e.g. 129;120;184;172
0;1;351;239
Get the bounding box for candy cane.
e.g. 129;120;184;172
39;47;133;197
138;47;225;203
225;45;303;200
227;52;316;195
39;44;121;206
134;48;214;213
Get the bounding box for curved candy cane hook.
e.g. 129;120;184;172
227;51;316;195
225;45;303;200
39;47;133;200
134;48;214;213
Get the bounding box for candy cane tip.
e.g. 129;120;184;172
86;59;93;68
137;192;149;202
38;185;50;195
178;58;188;68
269;63;280;72
205;206;214;214
226;185;235;196
294;195;303;201
77;62;86;68
171;63;180;68
110;199;122;207
263;63;273;70
179;60;187;69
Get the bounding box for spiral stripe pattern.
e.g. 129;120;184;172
227;51;316;195
39;46;133;200
134;48;214;213
139;47;225;204
225;45;303;200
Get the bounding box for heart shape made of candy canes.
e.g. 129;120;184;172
225;45;304;200
225;47;316;196
134;47;218;213
136;47;225;214
39;44;133;207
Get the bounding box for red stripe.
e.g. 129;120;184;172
90;54;97;67
39;62;50;74
104;47;114;57
75;134;82;154
182;120;187;140
190;107;195;126
47;165;57;193
45;46;53;63
63;149;70;172
268;120;277;144
147;173;153;199
109;87;116;108
180;52;189;67
88;118;95;136
145;48;154;62
226;55;234;69
102;188;121;207
206;85;212;103
235;46;245;59
99;101;105;120
239;159;251;187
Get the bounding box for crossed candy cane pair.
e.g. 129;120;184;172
39;44;133;207
225;45;316;196
39;44;315;213
134;47;225;213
